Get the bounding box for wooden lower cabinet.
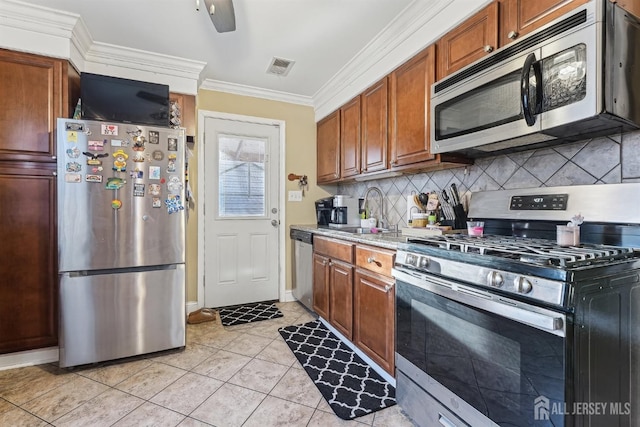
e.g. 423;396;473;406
0;163;58;353
312;253;330;320
328;259;354;340
354;268;395;375
313;236;396;375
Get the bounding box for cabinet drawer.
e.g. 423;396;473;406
355;245;395;277
314;236;354;263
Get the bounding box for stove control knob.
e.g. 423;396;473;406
514;277;533;294
406;254;418;266
487;271;504;288
419;257;430;268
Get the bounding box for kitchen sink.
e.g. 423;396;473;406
336;227;396;235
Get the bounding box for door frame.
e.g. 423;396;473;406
197;110;286;308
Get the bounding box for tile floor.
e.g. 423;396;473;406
0;302;414;426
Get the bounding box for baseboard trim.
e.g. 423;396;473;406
283;290;296;303
186;300;199;314
0;347;59;371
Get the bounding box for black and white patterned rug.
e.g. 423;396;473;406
278;319;396;420
217;301;283;326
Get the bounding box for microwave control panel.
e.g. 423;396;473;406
510;194;568;210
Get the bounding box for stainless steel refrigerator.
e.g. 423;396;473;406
56;118;186;368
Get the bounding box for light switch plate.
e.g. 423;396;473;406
288;190;303;202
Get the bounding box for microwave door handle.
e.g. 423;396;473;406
521;53;542;126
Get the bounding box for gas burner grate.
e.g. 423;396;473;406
407;235;637;268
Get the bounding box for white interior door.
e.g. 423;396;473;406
203;117;280;307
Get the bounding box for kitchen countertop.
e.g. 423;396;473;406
290;224;408;250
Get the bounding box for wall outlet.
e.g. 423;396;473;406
288;190;303;202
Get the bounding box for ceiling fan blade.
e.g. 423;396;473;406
203;0;236;33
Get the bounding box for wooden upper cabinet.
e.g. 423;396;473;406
436;2;499;79
0;49;73;163
317;110;341;183
498;0;589;47
361;78;389;175
389;44;437;168
340;96;361;179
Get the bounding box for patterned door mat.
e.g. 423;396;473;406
217;301;283;326
278;320;396;420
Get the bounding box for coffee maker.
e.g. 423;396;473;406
329;195;361;228
315;197;334;226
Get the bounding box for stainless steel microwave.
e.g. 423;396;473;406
430;0;640;156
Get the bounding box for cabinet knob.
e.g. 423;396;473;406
484;45;494;53
384;284;393;293
52;171;57;176
322;260;327;266
507;30;518;40
52;155;57;160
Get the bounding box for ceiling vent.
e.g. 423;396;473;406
266;57;295;76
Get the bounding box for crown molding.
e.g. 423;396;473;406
313;0;490;121
85;42;206;83
0;0;205;94
200;79;314;106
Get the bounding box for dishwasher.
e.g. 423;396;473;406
290;228;314;311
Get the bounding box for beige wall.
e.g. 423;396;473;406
185;89;332;303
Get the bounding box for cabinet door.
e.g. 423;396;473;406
340;96;361;179
436;2;499;79
312;253;330;319
317;111;341;183
0;163;58;353
0;49;70;163
329;259;354;340
389;44;437;168
499;0;589;47
361;78;389;174
354;269;395;375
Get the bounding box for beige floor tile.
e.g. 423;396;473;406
150;372;223;415
371;405;414;427
308;409;373;426
189;327;242;350
77;358;152;386
149;344;217;370
115;362;186;400
190;383;266;427
223;333;273;357
111;402;186;427
242;395;314;427
269;367;322;408
292;311;318;324
21;375;109;422
0;398;15;414
0;364;76;405
54;388;144;427
177;417;214;426
228;358;288;394
0;406;48;426
255;338;298;367
191;349;251;382
245;318;296;340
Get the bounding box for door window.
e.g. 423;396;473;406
217;135;266;218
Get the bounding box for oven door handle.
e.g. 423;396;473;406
394;269;566;337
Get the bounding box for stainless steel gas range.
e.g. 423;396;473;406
392;183;640;427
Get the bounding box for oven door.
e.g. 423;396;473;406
393;268;571;427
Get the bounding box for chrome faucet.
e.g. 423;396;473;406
363;187;387;229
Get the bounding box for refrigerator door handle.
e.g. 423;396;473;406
67;264;179;277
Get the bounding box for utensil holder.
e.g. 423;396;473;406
453;204;468;230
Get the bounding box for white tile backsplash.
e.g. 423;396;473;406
338;130;640;228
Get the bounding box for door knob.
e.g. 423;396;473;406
271;219;279;227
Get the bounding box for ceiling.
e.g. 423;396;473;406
13;0;486;103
